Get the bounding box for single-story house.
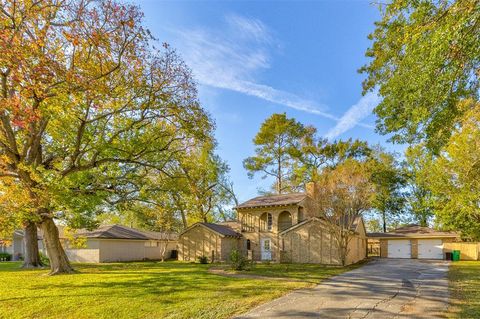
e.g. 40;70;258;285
3;224;178;263
368;224;460;259
66;224;178;263
178;182;368;265
1;230;46;260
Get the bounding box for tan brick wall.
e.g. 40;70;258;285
178;225;223;262
411;239;418;259
380;239;388;258
221;237;241;261
346;235;367;265
280;219;365;265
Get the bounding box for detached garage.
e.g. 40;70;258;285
368;225;459;260
65;224;178;263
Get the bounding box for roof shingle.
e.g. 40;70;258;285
199;223;242;237
236;193;306;209
368;224;458;238
75;225;178;241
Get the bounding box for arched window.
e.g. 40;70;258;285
297;207;304;223
278;211;292;231
246;239;251;250
260;213;273;232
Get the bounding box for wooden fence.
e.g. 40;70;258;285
444;242;480;261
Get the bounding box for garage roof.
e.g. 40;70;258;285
368;224;458;239
75;225;178;241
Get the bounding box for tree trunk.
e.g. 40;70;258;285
21;221;43;268
277;158;282;194
180;209;188;229
420;214;428;227
382;212;387;233
40;217;74;275
160;241;168;262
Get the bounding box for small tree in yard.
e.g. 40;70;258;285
229;249;252;271
313;159;374;266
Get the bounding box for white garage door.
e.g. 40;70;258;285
418;239;443;259
388;240;411;258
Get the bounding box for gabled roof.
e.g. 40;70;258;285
75;225;178;241
368;224;458;239
279;215;363;235
279;217;323;235
217;221;242;232
235;193;307;210
180;222;242;238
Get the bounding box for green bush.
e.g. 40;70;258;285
40;252;50;266
229;249;253;271
197;256;209;264
0;253;12;261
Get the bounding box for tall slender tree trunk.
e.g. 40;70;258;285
21;221;43;268
277;158;282;194
40;217;74;275
382;211;387;233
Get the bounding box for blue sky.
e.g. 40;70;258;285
136;1;399;202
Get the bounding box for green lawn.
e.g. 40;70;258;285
0;261;355;319
448;261;480;318
235;262;364;284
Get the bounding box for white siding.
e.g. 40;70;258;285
66;239;101;263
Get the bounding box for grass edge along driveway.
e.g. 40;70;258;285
0;261;362;319
448;261;480;318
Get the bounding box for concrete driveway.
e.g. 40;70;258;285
235;259;450;319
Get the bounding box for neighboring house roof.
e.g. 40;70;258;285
180;222;242;238
11;229;44;240
75;224;178;241
368;224;459;239
235;193;307;209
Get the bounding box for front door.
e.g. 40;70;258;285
261;238;272;261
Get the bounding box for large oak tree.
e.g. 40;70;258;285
0;0;213;274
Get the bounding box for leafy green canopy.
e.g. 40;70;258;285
368;147;406;232
0;0;214;231
361;0;480;151
243;113;308;194
429;101;480;239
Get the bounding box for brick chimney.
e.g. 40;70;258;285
305;181;318;199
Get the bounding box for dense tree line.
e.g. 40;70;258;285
362;0;480;239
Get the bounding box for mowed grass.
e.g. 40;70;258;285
0;261;349;319
237;262;365;284
448;261;480;318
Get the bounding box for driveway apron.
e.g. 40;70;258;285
235;259;450;319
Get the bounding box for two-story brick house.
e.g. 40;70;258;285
178;183;367;265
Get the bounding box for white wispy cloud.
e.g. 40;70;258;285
171;14;332;117
324;92;381;140
169;14;375;135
